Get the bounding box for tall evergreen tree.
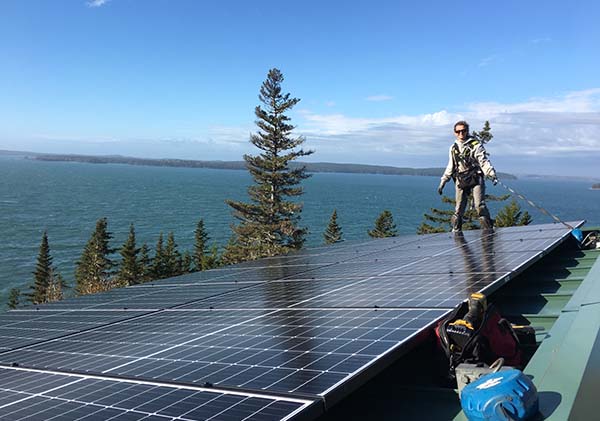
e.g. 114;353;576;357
118;224;141;286
163;232;181;277
74;217;115;295
7;288;20;310
28;231;53;304
193;219;210;271
180;251;193;274
368;210;398;238
323;209;343;244
138;243;152;282
151;233;166;279
495;200;532;227
224;68;313;263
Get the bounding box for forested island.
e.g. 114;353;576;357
28;153;517;179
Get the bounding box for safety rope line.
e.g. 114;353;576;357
496;180;574;230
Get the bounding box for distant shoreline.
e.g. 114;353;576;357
4;151;519;179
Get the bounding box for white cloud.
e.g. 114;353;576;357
300;110;452;136
87;0;110;7
206;125;252;146
366;95;394;102
530;37;551;44
477;55;498;67
468;88;600;115
293;89;600;170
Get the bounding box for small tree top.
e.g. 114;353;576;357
324;209;343;244
369;210;398;238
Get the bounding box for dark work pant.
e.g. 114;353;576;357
453;179;491;231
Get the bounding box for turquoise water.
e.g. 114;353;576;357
1;155;599;302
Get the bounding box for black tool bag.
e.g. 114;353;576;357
435;302;522;380
456;167;481;190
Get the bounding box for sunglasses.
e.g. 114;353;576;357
455;129;468;134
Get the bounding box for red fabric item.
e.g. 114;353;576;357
434;306;523;368
480;311;522;366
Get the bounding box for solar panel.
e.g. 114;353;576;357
0;367;311;421
0;308;449;397
0;310;147;351
0;221;583;420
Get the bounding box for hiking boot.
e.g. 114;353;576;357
479;216;494;231
451;215;462;233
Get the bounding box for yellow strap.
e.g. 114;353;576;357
449;319;474;330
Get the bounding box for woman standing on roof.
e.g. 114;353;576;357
437;120;498;232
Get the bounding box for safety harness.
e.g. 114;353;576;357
451;139;483;189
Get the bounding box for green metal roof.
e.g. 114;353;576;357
318;233;600;421
523;248;600;420
451;244;600;420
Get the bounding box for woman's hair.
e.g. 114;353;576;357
453;120;470;132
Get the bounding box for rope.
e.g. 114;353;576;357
496;180;574;230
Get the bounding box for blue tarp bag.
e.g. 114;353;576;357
461;368;538;421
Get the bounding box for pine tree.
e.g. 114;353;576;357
163;232;181;277
472;120;493;144
224;68;313;263
193;219;210;271
138;243;152;282
495;199;532;227
417;196;455;234
7;288;20;310
222;237;244;266
151;233;166;279
118;224;141;286
75;217;115;295
203;245;221;269
324;209;343;244
45;270;66;302
28;231;53;304
368;210;398;238
180;251;193;274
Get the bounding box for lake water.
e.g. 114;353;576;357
1;155;599;303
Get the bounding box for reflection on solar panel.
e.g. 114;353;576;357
0;222;583;420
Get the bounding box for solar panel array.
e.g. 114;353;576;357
0;222;582;420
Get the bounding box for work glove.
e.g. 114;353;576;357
437;181;446;195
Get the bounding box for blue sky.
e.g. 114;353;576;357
0;0;599;176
